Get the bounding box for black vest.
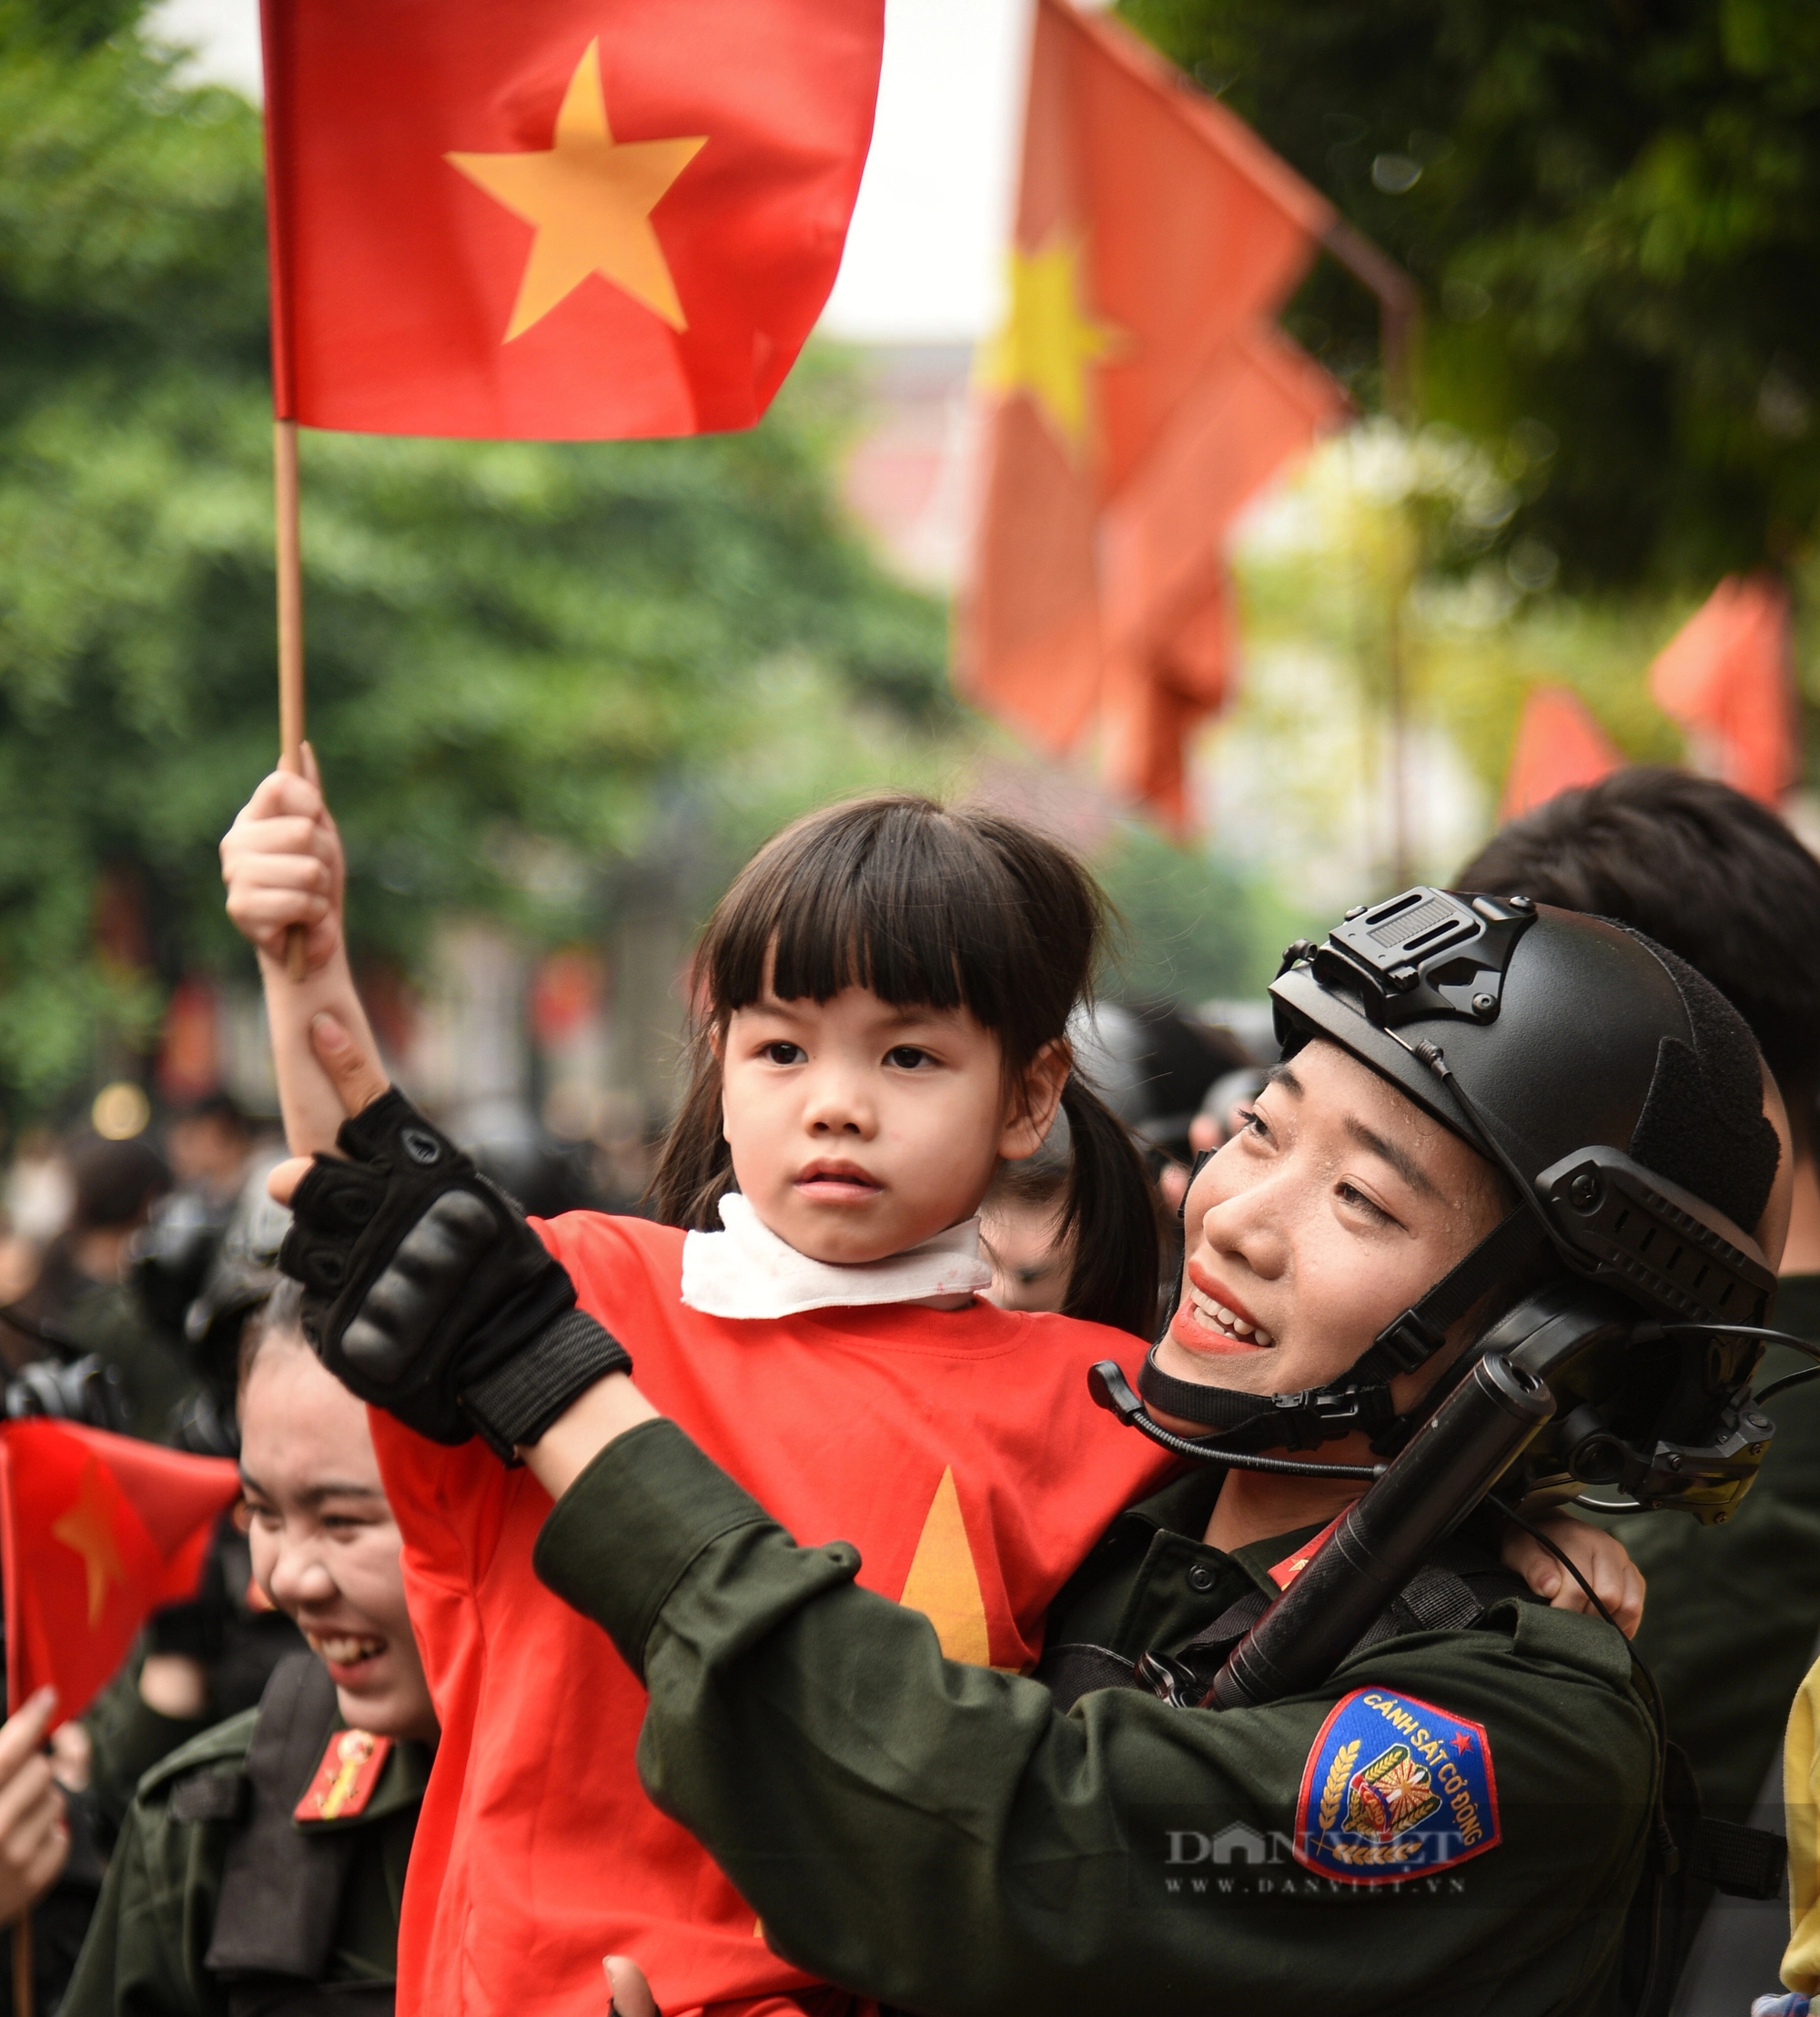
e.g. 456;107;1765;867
202;1654;402;2017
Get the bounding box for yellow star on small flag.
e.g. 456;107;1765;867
51;1456;126;1629
448;40;706;341
980;235;1124;460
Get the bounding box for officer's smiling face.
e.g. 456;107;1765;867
239;1333;438;1742
1154;1039;1506;1415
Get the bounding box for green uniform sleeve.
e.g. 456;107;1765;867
1623;1352;1820;1816
81;1664;211;1855
535;1422;1659;2017
61;1779;229;2017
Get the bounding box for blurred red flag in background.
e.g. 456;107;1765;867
259;0;883;438
1649;575;1798;807
962;0;1346;825
1;1423;239;1726
1097;325;1348;827
1498;686;1623;823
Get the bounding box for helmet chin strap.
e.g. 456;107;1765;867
1138;1209;1552;1459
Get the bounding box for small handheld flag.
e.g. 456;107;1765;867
0;1422;241;1727
255;0;884;974
1499;686;1623;822
259;0;883;440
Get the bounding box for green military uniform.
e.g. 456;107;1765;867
64;1653;428;2017
534;1420;1660;2016
1622;1276;1820;1819
1589;1274;1820;2004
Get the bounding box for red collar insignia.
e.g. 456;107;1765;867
293;1728;392;1823
1269;1515;1344;1590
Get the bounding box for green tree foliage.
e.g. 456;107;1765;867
0;11;945;1109
1121;0;1820;593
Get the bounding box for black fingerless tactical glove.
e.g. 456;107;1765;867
278;1088;631;1458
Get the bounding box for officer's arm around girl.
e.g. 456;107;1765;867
225;765;1669;2017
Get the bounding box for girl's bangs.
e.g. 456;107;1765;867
703;804;1040;1033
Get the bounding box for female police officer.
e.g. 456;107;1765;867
64;1282;436;2017
271;889;1788;2016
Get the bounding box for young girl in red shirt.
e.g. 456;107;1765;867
222;765;1631;2017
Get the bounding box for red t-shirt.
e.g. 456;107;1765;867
373;1212;1174;2017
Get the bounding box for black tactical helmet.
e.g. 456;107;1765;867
1271;889;1780;1249
1136;887;1785;1484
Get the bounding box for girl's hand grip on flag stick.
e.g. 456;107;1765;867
221;763;381;1158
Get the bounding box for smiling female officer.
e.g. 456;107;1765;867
64;1283;436;2017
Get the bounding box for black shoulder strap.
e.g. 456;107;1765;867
1040;1566;1491;1717
1035;1644;1145;1717
1376;1564;1489;1638
1687;1816;1785;1900
207;1654;364;1985
1623;1738;1787;2017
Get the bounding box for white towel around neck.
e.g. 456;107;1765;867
680;1191;993;1320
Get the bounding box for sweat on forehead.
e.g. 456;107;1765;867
693;794;1104;1066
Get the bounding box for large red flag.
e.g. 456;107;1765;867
260;0;884;438
1499;686;1624;822
961;0;1342;816
1097;324;1349;826
0;1423;240;1727
1649;574;1800;806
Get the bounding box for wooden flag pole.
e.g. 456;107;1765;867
13;1905;31;2017
273;417;308;982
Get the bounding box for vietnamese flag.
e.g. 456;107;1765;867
0;1423;240;1727
961;0;1343;818
1499;686;1623;821
1097;323;1349;827
1649;575;1799;807
260;0;884;438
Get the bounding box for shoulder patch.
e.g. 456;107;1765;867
293;1730;392;1823
1293;1687;1500;1886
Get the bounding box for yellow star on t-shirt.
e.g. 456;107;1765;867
51;1456;126;1629
447;40;706;341
899;1466;992;1667
979;236;1123;460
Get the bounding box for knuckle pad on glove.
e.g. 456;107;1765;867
292;1159;382;1223
343;1191;498;1384
274;1083;581;1446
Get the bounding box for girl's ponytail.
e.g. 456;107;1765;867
1055;1075;1160;1340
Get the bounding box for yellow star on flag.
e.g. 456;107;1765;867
51;1456;126;1630
979;235;1123;459
447;40;706;342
